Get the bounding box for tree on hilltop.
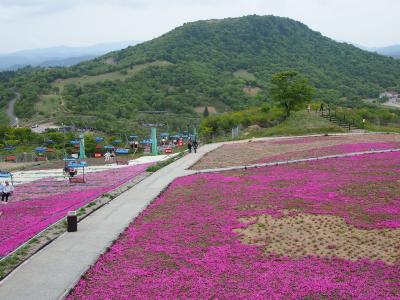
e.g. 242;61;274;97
270;71;314;118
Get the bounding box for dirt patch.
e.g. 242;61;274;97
104;57;116;65
243;86;261;96
235;212;400;265
194;106;217;114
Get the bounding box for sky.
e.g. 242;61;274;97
0;0;399;53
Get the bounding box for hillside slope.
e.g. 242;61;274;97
2;15;400;131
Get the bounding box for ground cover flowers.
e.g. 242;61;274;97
69;152;400;299
192;133;400;169
0;164;150;257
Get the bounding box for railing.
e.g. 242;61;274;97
319;108;361;131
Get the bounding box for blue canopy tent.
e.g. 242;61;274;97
113;139;122;145
115;148;129;155
3;146;16;151
70;140;80;145
95;137;104;143
45;140;54;145
140;139;152;145
35;147;47;153
0;171;13;185
160;133;170;138
104;145;114;150
129;135;139;140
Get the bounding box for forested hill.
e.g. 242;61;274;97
2;15;400;131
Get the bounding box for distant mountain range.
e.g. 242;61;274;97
0;41;141;70
354;44;400;58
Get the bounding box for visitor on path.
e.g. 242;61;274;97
320;103;324;112
193;140;198;153
104;151;111;162
187;140;192;153
1;181;14;204
307;103;311;113
110;151;116;162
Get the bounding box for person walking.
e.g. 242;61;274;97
307;103;311;113
1;181;14;204
187;140;192;153
193;140;198;153
104;151;111;162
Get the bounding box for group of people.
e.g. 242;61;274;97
104;151;116;162
187;140;199;153
0;181;14;204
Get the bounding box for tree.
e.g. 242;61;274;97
270;71;314;118
203;106;210;118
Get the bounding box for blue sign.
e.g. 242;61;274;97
68;161;87;168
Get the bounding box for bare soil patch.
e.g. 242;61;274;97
194;106;217;114
243;86;261;96
235;212;400;264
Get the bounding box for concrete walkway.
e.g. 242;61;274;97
0;143;218;300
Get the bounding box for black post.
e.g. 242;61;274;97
67;211;78;232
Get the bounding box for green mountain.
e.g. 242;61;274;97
2;15;400;132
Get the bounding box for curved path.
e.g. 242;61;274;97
0;143;218;300
6;92;20;126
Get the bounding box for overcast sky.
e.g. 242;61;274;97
0;0;399;53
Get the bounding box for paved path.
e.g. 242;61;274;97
0;143;218;300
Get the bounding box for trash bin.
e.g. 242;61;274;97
67;211;77;232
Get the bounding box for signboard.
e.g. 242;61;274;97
164;147;172;154
94;153;102;158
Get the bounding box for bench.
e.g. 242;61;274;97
69;177;86;184
5;155;17;162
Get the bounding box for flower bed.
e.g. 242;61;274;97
0;164;150;257
192;133;400;169
68;152;400;299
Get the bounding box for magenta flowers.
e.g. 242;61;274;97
68;152;400;299
0;164;150;257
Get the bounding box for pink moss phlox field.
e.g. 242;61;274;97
259;141;400;164
68;152;400;299
0;164;150;256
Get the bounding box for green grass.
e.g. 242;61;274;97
146;152;185;172
35;94;64;117
52;60;172;91
243;110;345;138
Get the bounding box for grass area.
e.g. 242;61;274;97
146;152;185;172
233;69;256;81
243;110;345;138
52;61;172;91
35;94;64;118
